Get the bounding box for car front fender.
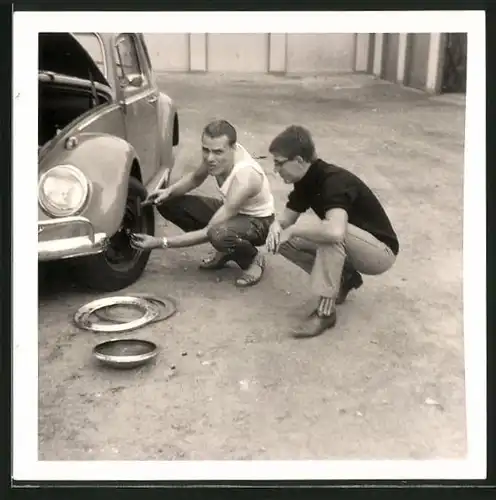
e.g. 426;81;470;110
157;92;177;171
39;132;139;236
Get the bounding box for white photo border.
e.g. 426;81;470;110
12;10;486;481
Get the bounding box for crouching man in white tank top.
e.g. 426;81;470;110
130;120;275;287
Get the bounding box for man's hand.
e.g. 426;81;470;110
141;187;172;206
266;220;283;254
278;227;294;248
129;233;164;250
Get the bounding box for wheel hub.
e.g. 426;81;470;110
104;195;147;269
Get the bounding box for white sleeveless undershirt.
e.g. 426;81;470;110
216;143;274;217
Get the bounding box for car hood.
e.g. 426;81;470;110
39;32;108;86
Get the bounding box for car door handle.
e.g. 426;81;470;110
147;94;158;104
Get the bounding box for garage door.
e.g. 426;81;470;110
381;33;399;82
286;33;355;73
144;34;189;72
441;33;467;93
404;34;430;90
207;34;269;72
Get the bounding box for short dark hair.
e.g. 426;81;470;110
202;119;237;146
269;125;316;162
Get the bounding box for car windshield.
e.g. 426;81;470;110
72;33;106;77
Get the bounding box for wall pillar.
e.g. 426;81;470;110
189;33;207;72
354;33;370;72
372;33;384;77
426;33;447;93
396;33;408;83
268;33;286;73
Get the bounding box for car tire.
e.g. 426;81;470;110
74;177;155;292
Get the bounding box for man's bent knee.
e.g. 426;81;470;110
278;237;316;274
207;224;239;252
279;237;317;255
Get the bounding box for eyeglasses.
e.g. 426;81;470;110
273;158;293;171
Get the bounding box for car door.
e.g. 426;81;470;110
114;33;159;185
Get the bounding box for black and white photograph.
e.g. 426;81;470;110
12;10;485;482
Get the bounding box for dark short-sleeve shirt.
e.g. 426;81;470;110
286;159;399;255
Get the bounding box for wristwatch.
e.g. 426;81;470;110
161;236;169;249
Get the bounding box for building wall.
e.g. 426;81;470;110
286;33;356;73
143;32;450;94
367;32;448;94
206;34;269;72
145;34;190;72
144;33;356;74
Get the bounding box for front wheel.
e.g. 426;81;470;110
74;177;155;292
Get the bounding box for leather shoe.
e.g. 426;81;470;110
291;310;337;338
336;270;363;305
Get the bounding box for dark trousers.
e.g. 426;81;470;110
157;195;274;269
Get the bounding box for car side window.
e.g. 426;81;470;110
114;34;147;89
141;36;153;71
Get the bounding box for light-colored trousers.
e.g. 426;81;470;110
278;223;397;299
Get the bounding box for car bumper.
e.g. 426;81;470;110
38;216;108;261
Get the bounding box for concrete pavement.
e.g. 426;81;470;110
38;72;466;461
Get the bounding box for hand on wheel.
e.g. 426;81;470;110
141;188;172;207
129;233;163;250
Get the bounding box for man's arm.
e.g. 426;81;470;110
277;207;301;229
275;184;309;229
164;167;261;249
207;168;261;227
167;162;210;198
266;208;300;254
289;176;354;244
290;208;348;244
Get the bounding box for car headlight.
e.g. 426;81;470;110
38;165;90;217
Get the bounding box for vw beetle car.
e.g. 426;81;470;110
38;32;179;291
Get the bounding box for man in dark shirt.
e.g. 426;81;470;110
267;125;399;338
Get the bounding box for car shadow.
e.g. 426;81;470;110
38;261;89;301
